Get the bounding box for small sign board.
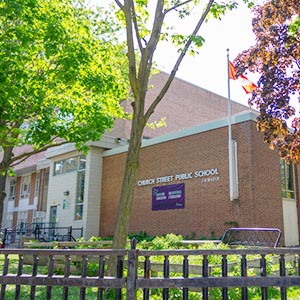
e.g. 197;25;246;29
152;183;185;211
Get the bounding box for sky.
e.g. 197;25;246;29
90;1;259;106
93;1;299;119
153;1;259;107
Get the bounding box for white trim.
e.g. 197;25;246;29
45;135;125;159
103;110;258;157
36;158;51;170
46;143;77;159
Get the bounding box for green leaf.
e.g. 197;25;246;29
0;0;129;170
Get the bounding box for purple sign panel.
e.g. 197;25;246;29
152;183;185;211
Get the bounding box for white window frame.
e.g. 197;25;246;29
20;174;31;199
8;178;17;201
74;156;86;221
6;213;13;228
35;171;40;197
18;211;28;224
53;156;78;176
280;160;296;200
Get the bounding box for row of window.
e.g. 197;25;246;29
5;211;45;229
8;155;86;222
9;172;42;201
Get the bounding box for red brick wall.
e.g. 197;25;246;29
27;209;34;224
12;211;18;228
110;72;249;140
14;177;21;208
100;120;284;239
29;173;36;206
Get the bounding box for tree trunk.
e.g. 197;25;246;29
0;175;7;229
107;106;145;275
0;147;13;229
112;134;142;247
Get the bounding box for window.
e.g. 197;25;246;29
64;157;77;173
54;156;85;176
78;155;86;171
20;175;31;199
35;172;40;197
75;170;85;220
18;211;28;225
7;213;13;228
8;178;17;201
280;160;295;199
54;160;64;176
75;157;86;221
52;155;86;220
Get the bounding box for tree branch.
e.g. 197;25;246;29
8;140;70;169
123;0;139;99
164;0;194;14
145;0;215;120
137;0;165;105
114;0;124;9
130;0;144;52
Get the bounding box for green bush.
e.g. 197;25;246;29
128;231;155;242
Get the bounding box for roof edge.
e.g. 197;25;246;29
102;110;258;157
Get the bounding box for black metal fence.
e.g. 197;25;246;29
1;241;300;299
1;224;83;247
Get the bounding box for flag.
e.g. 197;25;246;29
229;61;237;80
229;61;257;94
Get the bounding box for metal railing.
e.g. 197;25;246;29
220;227;282;248
1;224;83;247
0;240;300;299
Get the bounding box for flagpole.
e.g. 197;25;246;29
227;49;234;201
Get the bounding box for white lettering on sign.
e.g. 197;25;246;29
156;196;167;200
175;172;193;180
156;175;173;184
137;178;155;186
194;168;219;178
201;176;220;183
168;190;182;199
137;168;220;186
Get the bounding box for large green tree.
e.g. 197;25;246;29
234;0;300;162
0;0;129;226
109;0;254;261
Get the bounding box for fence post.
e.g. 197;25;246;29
68;226;72;241
182;255;189;300
260;254;268;300
163;255;169;300
126;238;138;300
222;254;228;300
202;255;209;300
241;254;248;300
279;254;287;300
2;228;7;248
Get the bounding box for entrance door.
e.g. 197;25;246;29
49;206;57;241
50;206;57;226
